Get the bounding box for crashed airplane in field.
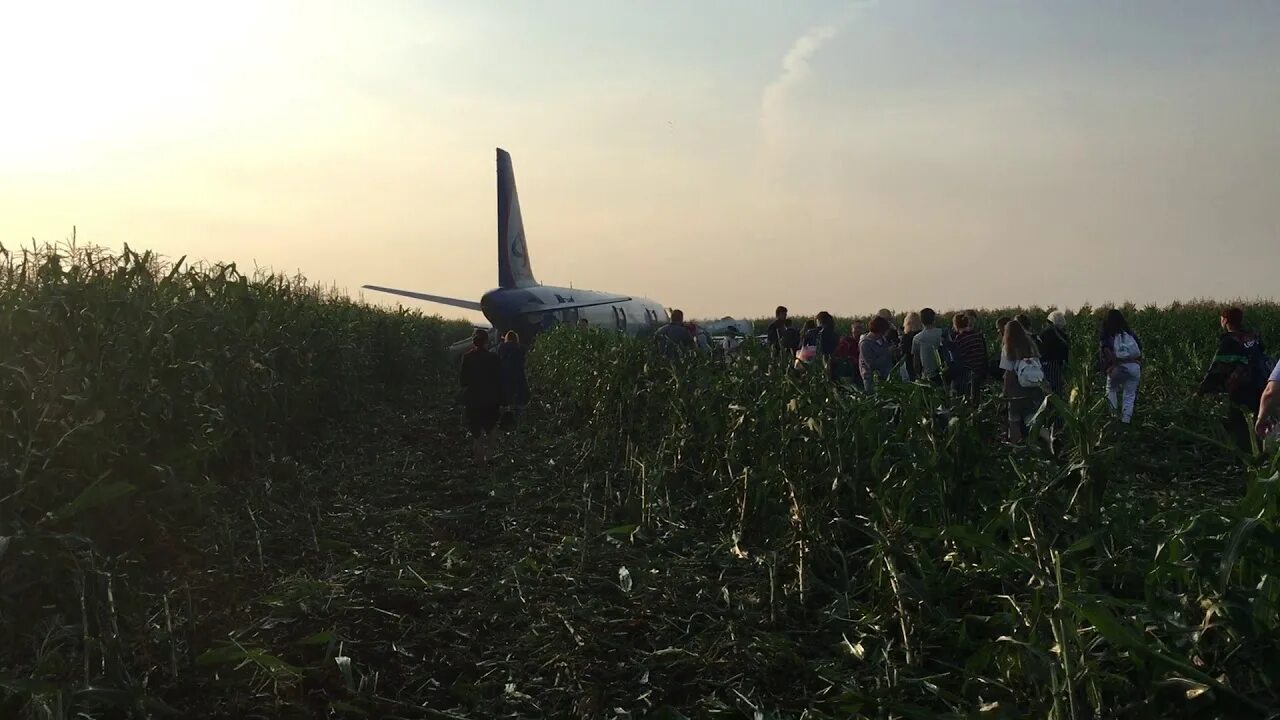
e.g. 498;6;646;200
363;149;670;348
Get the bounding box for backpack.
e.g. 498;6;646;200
1226;334;1274;396
1112;332;1140;361
781;326;801;350
1015;357;1045;388
937;331;963;377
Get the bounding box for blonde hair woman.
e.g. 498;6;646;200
898;312;923;381
1000;321;1046;443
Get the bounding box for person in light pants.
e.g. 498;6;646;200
1107;364;1141;423
1099;309;1143;424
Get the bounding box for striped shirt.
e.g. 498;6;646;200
953;329;988;375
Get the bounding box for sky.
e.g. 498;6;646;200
2;0;1278;323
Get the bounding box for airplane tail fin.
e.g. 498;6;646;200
497;148;538;289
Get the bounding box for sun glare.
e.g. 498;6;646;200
0;1;277;169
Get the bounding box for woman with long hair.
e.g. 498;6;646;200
794;318;821;369
497;330;530;427
816;311;841;379
1000;321;1045;443
1099;309;1142;424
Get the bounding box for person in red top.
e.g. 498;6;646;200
833;320;865;388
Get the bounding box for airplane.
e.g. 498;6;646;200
363;148;669;353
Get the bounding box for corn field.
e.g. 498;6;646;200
1;242;467;718
2;242;1278;718
528;306;1280;718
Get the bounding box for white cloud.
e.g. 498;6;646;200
760;3;868;141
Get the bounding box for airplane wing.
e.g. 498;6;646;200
362;285;483;312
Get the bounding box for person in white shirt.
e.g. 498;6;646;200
1098;309;1142;424
1000;321;1046;443
911;307;947;383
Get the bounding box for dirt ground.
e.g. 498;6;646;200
179;394;843;719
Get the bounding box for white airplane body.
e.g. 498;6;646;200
364;149;668;347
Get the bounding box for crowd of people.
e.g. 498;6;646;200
762;305;1080;442
457;305;1280;465
759;304;1278;449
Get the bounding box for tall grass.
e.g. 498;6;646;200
0;241;466;717
531;309;1280;716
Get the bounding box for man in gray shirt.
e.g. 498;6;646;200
912;307;947;383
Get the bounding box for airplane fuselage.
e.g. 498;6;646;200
364;148;674;353
480;284;667;341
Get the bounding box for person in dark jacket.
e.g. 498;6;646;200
766;305;788;357
817;312;839;353
780;319;801;359
655;309;696;359
898;312;922;381
460;329;503;464
816;311;840;378
1038;311;1070;396
1195;307;1268;452
497;331;530;427
877;309;900;348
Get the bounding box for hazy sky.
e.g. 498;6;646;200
2;1;1278;323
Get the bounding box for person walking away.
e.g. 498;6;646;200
1195;307;1272;451
833;320;865;388
656;309;696;359
816;311;841;378
877;309;900;348
952;313;988;404
898;312;923;381
911;307;947;385
1000;321;1046;442
816;312;839;357
963;310;991;384
766;305;788;357
1098;309;1142;425
460;329;503;464
1039;311;1070;396
990;316;1013;381
860;316;894;394
1254;358;1280;441
686;321;712;355
781;318;801;359
794;319;821;370
497;331;529;427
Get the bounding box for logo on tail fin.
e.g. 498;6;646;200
511;230;526;260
